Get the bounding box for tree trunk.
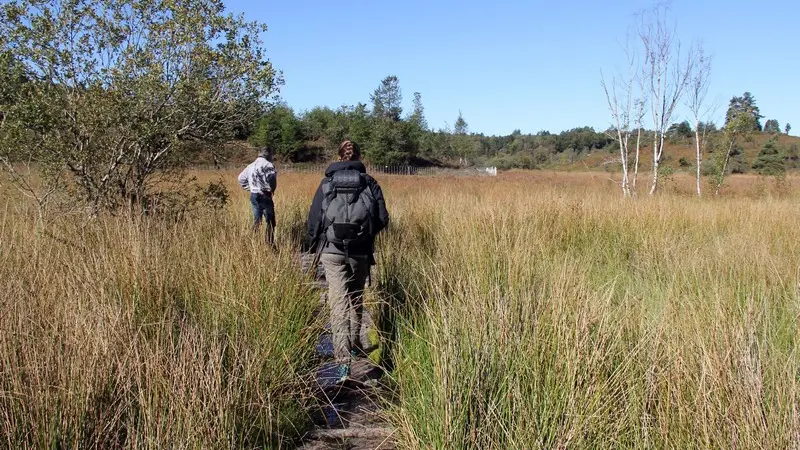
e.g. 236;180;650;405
649;130;660;195
694;120;702;197
618;131;630;197
633;127;642;195
714;137;736;195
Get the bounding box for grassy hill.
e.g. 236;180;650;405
564;132;800;173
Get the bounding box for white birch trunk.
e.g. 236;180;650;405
649;130;660;195
694;120;702;196
618;131;630;196
633;127;642;194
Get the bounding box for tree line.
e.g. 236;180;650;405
1;0;796;217
246;74;614;169
248;75;794;179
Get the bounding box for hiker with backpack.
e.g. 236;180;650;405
305;140;390;383
238;147;277;245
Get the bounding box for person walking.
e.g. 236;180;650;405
306;140;389;383
238;147;277;245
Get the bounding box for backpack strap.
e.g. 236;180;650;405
320;176;335;226
358;182;376;236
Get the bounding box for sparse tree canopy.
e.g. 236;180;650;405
724;92;763;132
685;45;712;197
454;111;469;135
636;4;697;195
713;111;758;195
371;75;402;121
786;123;792;135
764;119;781;134
668;121;694;139
409;92;428;131
0;0;280;213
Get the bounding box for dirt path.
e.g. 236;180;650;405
298;257;396;450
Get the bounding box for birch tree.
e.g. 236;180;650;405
713;112;756;195
685;45;712;197
638;6;695;195
631;97;646;194
601;38;639;197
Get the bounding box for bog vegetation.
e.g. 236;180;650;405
2;172;799;448
2;0;800;448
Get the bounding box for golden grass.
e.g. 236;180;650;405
2;169;799;448
374;171;800;449
0;178;321;448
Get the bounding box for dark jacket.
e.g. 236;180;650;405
305;161;390;257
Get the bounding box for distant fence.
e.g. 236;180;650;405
276;163;498;177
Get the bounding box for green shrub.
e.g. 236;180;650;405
752;138;786;176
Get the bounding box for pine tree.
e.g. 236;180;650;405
409;92;427;130
454;111;468;135
763;119;781;134
752;137;785;175
367;76;408;164
370;75;402;121
724;92;763;131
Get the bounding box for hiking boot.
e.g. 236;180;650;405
335;363;350;384
362;378;380;388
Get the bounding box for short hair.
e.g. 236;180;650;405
258;147;273;159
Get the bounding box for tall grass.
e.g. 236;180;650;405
0;180;321;448
379;175;800;448
2;170;798;448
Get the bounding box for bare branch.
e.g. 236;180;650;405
637;3;697;195
685;42;712;196
601;30;642;197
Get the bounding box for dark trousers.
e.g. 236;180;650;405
250;192;275;244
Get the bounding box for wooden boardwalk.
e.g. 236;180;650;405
298;254;396;450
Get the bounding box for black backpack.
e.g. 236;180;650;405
321;169;377;253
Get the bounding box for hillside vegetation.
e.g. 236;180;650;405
211;132;800;176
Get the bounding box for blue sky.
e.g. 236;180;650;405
225;0;799;136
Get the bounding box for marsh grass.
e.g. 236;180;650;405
1;170;799;449
0;181;321;448
377;175;800;449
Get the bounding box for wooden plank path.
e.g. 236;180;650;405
298;254;397;450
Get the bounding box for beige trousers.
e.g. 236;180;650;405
320;253;371;364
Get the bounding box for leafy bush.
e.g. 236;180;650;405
489;153;540;170
0;0;279;214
